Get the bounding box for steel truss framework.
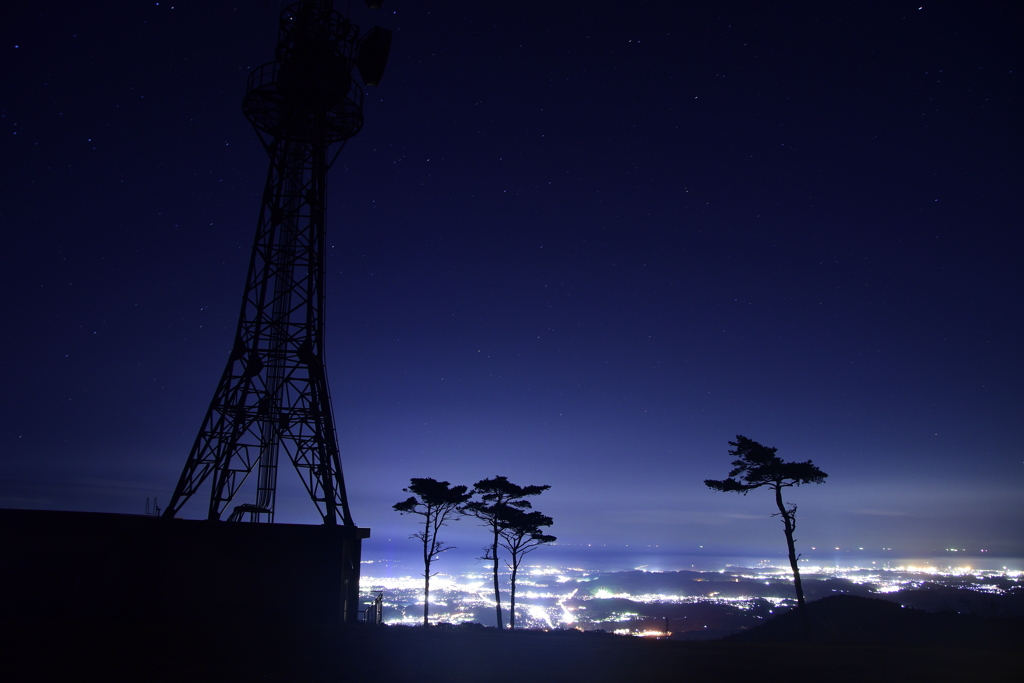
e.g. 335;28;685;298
164;0;385;525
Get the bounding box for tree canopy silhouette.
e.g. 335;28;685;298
393;478;472;626
499;508;555;629
464;476;550;630
705;435;827;636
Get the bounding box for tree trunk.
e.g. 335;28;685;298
423;570;431;627
509;562;518;630
774;484;809;638
491;525;503;630
422;530;432;627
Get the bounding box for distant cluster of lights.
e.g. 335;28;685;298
587;588;789;608
360;561;1021;633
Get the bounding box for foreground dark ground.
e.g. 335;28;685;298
3;599;1021;683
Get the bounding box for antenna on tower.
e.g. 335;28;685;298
163;0;391;527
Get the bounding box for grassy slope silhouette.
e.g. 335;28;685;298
4;597;1022;683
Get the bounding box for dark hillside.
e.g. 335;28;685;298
3;615;1020;682
731;594;1024;649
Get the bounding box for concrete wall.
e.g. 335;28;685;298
0;508;369;624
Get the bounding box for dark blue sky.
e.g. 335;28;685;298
1;1;1021;561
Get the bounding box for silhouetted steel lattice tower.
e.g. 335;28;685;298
164;0;391;526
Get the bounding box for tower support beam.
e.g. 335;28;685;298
164;0;390;535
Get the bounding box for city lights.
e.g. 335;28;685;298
359;560;1021;635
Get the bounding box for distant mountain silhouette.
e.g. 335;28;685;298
892;584;1024;618
730;595;1023;649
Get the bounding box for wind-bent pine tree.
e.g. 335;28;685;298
464;476;550;630
393;478;472;626
499;508;555;629
704;435;827;637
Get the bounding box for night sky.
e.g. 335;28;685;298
2;1;1021;563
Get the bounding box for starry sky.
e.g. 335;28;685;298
2;1;1021;563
